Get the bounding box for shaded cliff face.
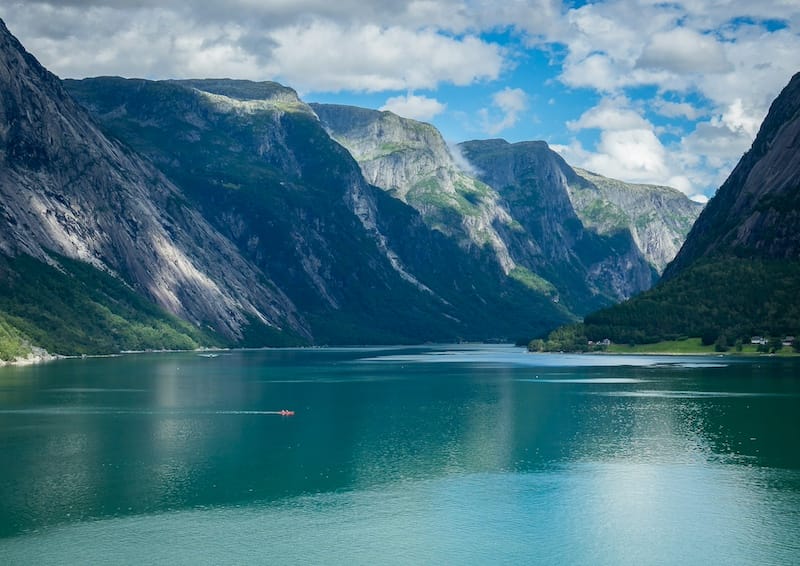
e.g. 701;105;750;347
458;139;656;313
66;78;573;343
0;19;304;345
311;103;516;272
569;168;703;273
664;72;800;278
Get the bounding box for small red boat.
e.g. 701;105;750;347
279;409;295;416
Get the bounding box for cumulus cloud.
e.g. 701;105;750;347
267;23;503;92
580;129;671;185
565;99;668;180
479;87;528;135
636;27;733;74
567;97;650;131
559;97;713;200
3;2;504;92
545;1;800;196
654;100;705;121
380;93;446;121
681;121;753;170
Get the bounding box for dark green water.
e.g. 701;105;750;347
1;345;799;564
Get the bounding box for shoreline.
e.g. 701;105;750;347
0;347;64;368
0;346;227;368
4;342;798;368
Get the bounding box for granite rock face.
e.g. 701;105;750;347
312;104;516;272
314;105;701;314
0;19;305;341
458;139;656;311
569;168;703;273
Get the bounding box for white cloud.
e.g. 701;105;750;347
559;97;703;197
636;27;732;74
449;142;482;176
494;87;528;114
553;129;671;188
557;91;763;201
555;132;712;201
654;100;705;121
585;128;670;184
479;87;528;135
678;120;753;180
567;97;650;131
266;22;504;92
546;1;800;196
720;98;762;138
3;4;505;92
560;53;626;92
565;98;666;180
380;93;446;121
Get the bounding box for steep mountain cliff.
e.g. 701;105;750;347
0;19;306;357
569;168;703;273
582;72;800;344
311;104;516;272
313;105;701;316
65;77;572;344
457;139;656;313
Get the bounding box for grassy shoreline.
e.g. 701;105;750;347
604;337;798;356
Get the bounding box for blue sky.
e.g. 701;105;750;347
4;1;800;201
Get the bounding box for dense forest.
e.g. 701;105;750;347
529;257;800;352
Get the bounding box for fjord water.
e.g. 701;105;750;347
1;346;799;564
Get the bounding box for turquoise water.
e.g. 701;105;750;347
1;345;799;564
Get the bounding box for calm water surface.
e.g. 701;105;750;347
1;345;799;564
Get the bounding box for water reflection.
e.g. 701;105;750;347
0;346;798;553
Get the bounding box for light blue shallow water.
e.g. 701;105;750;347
1;345;799;564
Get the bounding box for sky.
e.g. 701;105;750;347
3;1;799;202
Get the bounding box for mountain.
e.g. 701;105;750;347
456;139;657;312
311;103;516;272
581;72;800;345
313;105;699;315
568;168;703;273
64;77;573;345
0;17;707;358
663;74;800;277
0;18;309;360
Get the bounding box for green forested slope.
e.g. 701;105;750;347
0;255;222;359
582;258;800;345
